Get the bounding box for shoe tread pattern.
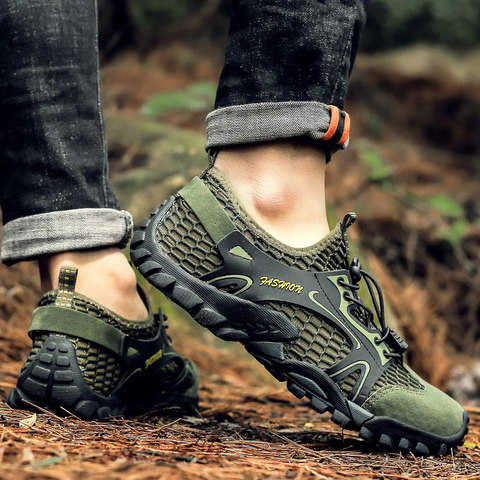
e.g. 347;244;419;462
9;334;199;419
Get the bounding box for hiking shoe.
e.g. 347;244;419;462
8;267;199;419
131;167;468;456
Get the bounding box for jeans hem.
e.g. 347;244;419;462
1;208;133;265
205;101;349;154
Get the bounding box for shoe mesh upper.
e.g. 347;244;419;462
370;361;424;394
156;198;223;277
75;338;124;394
155;168;424;400
155;172;355;391
203;169;350;273
264;302;352;371
338;370;361;395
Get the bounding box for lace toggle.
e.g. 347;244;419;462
384;329;408;354
343;257;408;358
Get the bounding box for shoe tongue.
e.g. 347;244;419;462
318;225;350;271
201;167;351;273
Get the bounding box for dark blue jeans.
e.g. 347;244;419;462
0;0;369;264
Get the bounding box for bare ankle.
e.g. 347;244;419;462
38;248;148;320
215;140;330;247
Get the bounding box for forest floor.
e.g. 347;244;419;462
0;260;479;479
0;43;479;478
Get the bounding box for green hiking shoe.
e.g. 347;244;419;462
131;167;468;456
7;267;199;419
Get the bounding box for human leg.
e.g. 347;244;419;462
0;0;147;318
215;140;329;247
1;0;198;417
211;0;365;247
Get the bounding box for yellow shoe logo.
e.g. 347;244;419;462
259;276;304;294
145;348;163;369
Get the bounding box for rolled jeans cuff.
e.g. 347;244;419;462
1;208;133;265
205;101;350;158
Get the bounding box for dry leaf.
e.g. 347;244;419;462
464;440;480;449
19;413;37;428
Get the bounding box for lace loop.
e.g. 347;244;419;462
342;258;408;359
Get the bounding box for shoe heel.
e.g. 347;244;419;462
8;335;125;419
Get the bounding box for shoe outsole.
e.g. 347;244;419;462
8;334;198;420
131;200;469;457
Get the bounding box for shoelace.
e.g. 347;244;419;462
338;257;407;359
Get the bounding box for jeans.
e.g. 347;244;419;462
0;0;369;264
208;0;370;152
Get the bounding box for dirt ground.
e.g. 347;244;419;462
0;43;479;478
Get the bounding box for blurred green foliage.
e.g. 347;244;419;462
357;146;469;246
359;148;392;184
363;0;480;50
141;82;217;116
428;195;468;245
428;195;464;219
434;220;469;245
98;0;480;56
